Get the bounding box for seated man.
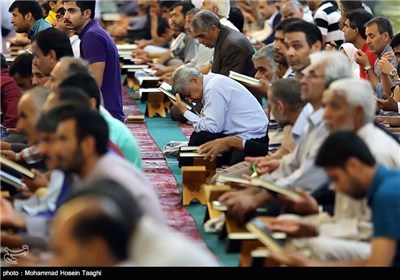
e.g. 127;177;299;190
209;78;307;181
271;131;400;267
170;67;268;165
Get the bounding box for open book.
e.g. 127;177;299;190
137;76;160;88
217;175;301;201
245;218;285;257
0;156;35;179
229;71;260;86
179;146;199;152
158;82;192;110
0;170;26;188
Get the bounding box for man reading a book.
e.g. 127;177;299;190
169;67;268;165
270;131;400;267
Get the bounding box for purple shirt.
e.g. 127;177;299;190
79;20;125;121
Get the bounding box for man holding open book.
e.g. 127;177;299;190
169;67;268;165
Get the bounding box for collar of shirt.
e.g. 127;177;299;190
78;19;97;38
307;107;324;127
267;11;279;27
378;44;393;59
366;164;387;206
283;67;295;78
292;103;314;139
28;18;45;39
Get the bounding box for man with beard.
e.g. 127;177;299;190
63;1;124;121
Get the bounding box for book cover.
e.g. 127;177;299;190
245;218;285;256
0;170;26;188
179;146;199;152
229;71;260;85
158;82;192;110
217;175;301;201
0;157;35;179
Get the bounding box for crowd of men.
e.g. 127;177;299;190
1;0;399;267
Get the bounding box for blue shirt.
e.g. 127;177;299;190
79;20;125;121
367;165;400;267
183;73;268;140
28;18;52;40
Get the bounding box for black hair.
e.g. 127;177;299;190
340;0;363;13
58;74;101;110
67;179;143;261
365;17;394;39
1;54;7;69
9;53;34;78
270;78;304;111
53;86;91;108
170;1;195;17
283;19;322;49
390;32;400;49
34;28;73;59
315;130;376;169
45;103;109;156
66;1;96;19
160;1;180;10
9;0;43;21
276;18;302;32
228;7;244;33
345;9;374;40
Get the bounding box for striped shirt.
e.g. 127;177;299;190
313;1;344;46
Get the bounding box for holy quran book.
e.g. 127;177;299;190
212;200;228;211
217;175;301;202
179;146;200;152
245;218;285;257
137;76;160;88
229;71;260;85
126;115;145;123
158;82;192;110
0;170;26;188
116;44;137;51
0;156;35;179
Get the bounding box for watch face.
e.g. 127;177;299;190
390;69;398;77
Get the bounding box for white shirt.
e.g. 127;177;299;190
184;73;268;140
70;34;80;58
261;107;329;191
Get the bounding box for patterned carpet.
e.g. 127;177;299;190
122;88;203;243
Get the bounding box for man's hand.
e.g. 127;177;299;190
1;141;12;150
355;49;369;67
198;137;242;161
169;93;188;115
21;169;49;193
0;197;16;227
245;79;270;99
267;219;318;237
1;149;17;161
377;56;395;76
377;93;398;112
376;115;400;127
245;156;280;175
269;248;310;267
278;188;319;216
149;63;168;76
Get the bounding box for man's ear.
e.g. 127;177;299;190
276;100;285;114
83;8;92;19
24;12;33;22
189;76;198;84
346;156;363;174
48;50;57;60
81;135;96;156
312;40;323;52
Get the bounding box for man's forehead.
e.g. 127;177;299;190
284;31;307;42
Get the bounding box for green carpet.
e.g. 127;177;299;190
135;100;240;266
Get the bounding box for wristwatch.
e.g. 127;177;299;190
364;65;372;73
389;68;398;79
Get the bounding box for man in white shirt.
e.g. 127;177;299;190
170;67;268;164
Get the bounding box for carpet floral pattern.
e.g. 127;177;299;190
122;88;203;243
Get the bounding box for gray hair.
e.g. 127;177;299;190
23;86;50;118
328;78;376;125
282;0;303;11
191;10;221;32
187;7;200;16
252;44;278;82
172;67;203;94
309;51;353;87
209;0;230;18
58;57;90;79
